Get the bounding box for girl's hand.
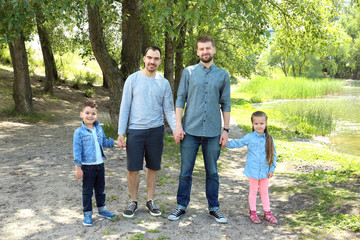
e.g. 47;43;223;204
267;172;273;178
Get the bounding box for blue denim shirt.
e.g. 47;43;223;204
176;62;231;137
73;121;115;166
226;131;277;179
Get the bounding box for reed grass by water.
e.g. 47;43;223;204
234;76;344;102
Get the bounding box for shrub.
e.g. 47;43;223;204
84;88;95;98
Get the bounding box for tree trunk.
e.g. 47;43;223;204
174;23;186;102
292;64;296;77
299;56;307;76
281;59;287;77
102;72;108;88
120;0;143;81
141;17;151;58
164;32;175;92
36;11;58;94
88;1;123;129
8;33;33;114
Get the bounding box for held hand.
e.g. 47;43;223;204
267;172;273;178
219;130;229;147
117;134;126;148
114;140;122;148
75;167;83;179
173;126;186;144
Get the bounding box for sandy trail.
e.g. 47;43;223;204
0;83;302;240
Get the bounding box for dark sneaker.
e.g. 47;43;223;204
123;201;138;218
146;200;162;216
83;215;93;227
167;208;185;221
209;210;228;224
98;210;117;219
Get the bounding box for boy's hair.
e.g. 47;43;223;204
144;46;162;57
82;101;98;110
197;35;215;48
251;111;275;166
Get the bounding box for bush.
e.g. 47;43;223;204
84;88;95;98
0;46;11;64
84;71;99;86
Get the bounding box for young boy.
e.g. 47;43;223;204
73;101;120;226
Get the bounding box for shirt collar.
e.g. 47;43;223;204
254;130;266;138
81;120;100;131
198;61;216;70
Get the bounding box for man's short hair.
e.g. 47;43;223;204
82;101;98;110
144;46;162;57
197;36;215;48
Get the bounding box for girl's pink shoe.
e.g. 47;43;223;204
263;211;277;224
249;210;261;224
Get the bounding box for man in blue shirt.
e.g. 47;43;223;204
117;46;176;218
168;36;231;223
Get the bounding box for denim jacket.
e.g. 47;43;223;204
226;131;277;180
73;121;115;166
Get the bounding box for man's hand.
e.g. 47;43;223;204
75;166;83;179
117;134;126;148
173;125;186;144
219;130;229;147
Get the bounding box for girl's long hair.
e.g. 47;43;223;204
251;111;275;166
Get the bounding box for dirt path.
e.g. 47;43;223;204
0;81;303;239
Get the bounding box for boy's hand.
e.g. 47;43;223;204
114;140;123;148
75;166;83;179
267;172;273;178
117;134;126;148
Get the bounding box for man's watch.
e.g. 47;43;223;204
223;128;230;133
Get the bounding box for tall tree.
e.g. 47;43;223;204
88;0;143;128
87;1;123;128
35;8;58;94
120;0;143;80
8;33;33;114
0;0;33;114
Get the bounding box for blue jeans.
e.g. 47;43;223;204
176;134;221;211
82;163;106;212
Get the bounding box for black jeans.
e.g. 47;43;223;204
82;163;105;212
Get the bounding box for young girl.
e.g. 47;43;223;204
226;111;277;224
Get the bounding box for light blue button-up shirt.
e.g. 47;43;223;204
226;131;277;179
176;62;231;137
118;71;176;135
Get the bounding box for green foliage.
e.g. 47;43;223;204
285;166;360;234
0;105;55;123
84;88;95;98
126;233;145;240
102;122;118;140
84;71;99;86
0;45;11;64
235;76;344;100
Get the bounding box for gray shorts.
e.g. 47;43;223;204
126;125;164;171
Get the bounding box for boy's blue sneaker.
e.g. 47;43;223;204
83;213;93;227
98;206;117;219
98;210;117;219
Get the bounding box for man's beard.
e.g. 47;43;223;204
200;55;213;63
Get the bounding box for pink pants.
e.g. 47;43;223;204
248;177;270;212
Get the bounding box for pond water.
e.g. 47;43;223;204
254;84;360;156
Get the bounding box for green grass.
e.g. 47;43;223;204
234;76;344;102
0;105;55;123
229;77;360;238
